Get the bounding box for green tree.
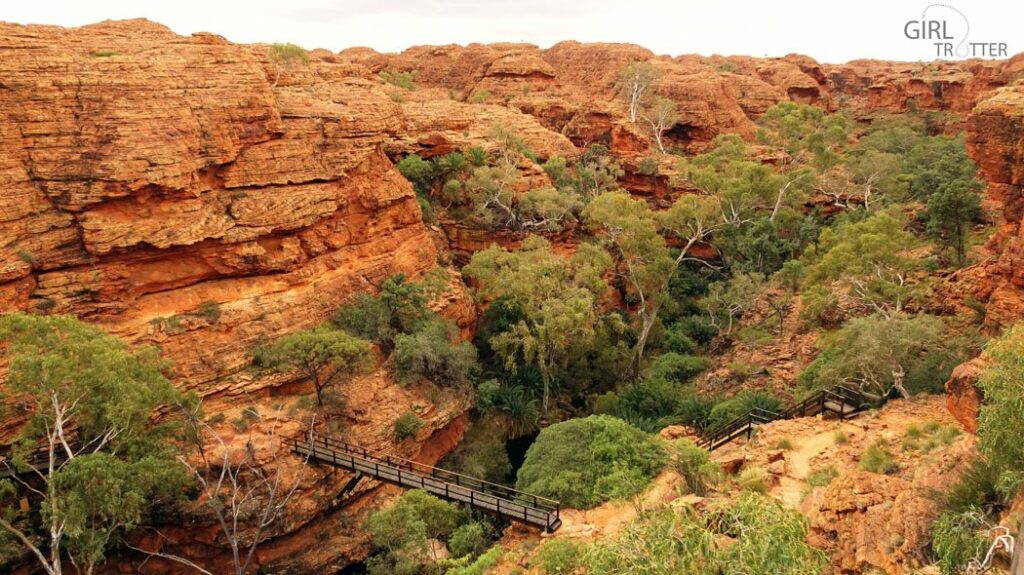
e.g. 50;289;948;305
976;324;1024;497
585;191;740;379
800;210;919;318
396;154;437;196
393;319;477;387
260;326;374;406
700;272;763;336
926;178;982;266
464;236;611;412
642;96;679;153
333;273;431;354
756;102;848;221
797;313;969;398
364;490;466;575
515;415;666;509
0;313;184;575
617;60;658;124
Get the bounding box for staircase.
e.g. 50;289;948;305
696;385;880;451
289;434;562;532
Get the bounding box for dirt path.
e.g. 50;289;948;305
777;424;851;508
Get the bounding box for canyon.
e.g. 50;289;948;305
1;17;1024;574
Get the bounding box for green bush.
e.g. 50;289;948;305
395;154;435;194
393;319;477;387
333;273;431;353
662;323;698;354
833;429;849;444
585;492;827;574
672;394;716;431
706;392;783;430
439;421;512;485
649;352;709;382
447;521;492;558
976;324;1024;496
941;457;1006;515
931;509;990;575
672;439;722;496
858;443;899;475
531;539;582;574
737;467;769;493
773;438;794;450
364;489;465;575
394;412;424;440
515;415;666;509
444;546;503;575
380;69;416;90
806;465;839;489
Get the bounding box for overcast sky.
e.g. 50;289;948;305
3;0;1020;63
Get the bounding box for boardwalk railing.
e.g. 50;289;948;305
289;434;562;532
697;385;879;451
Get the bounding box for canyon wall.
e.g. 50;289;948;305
0;17;1020;572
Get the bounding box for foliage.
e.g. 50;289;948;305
671;439;722;496
444;546;503;575
737;467;770;493
797;313;969;397
805;465;839;489
258;326;374;406
380;69;416;90
447;521;492;558
439;420;512;485
858;442;899;475
268;43;308;86
393;319;477;387
700;272;763;336
396;154;436;195
0;313;185;574
975;324;1024;496
940;457;1006;515
394;412;424;440
642;96;679;153
365;490;465;575
585;493;826;574
464;236;611;412
799;210;919;318
617;60;658;124
515;415;666;509
648;352;709;382
926;176;982;266
531;538;582;574
706;392;783;430
333;273;431;353
931;509;990;575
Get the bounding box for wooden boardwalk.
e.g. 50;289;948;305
290;434;561;532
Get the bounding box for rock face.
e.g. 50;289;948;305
0;17;1021;573
809;441;976;574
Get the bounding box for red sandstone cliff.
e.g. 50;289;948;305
1;17;1021;573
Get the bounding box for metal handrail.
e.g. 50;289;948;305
290;434;561;515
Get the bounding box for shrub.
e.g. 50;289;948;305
671;315;718;345
706;392;783;430
395;154;435;195
394;412;424;440
672;439;722;496
586;493;827;574
737;467;769;493
515;415;666;509
931;509;990;575
805;465;839;489
393;319;477;387
365;490;465;574
469;90;490;104
380;69;416;90
439;421;512;485
649;352;709;382
673;394;716;431
196;300;221;323
940;457;1006;515
833;429;849;444
445;546;503;575
773;438;794;451
662;323;698;354
859;443;899;475
447;521;491;558
976;324;1024;496
333;273;430;353
91;49;119;58
531;539;582;574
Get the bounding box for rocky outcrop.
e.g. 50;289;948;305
945;357;987;433
809;441;976;574
0;19;468;573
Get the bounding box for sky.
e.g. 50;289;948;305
2;0;1020;63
